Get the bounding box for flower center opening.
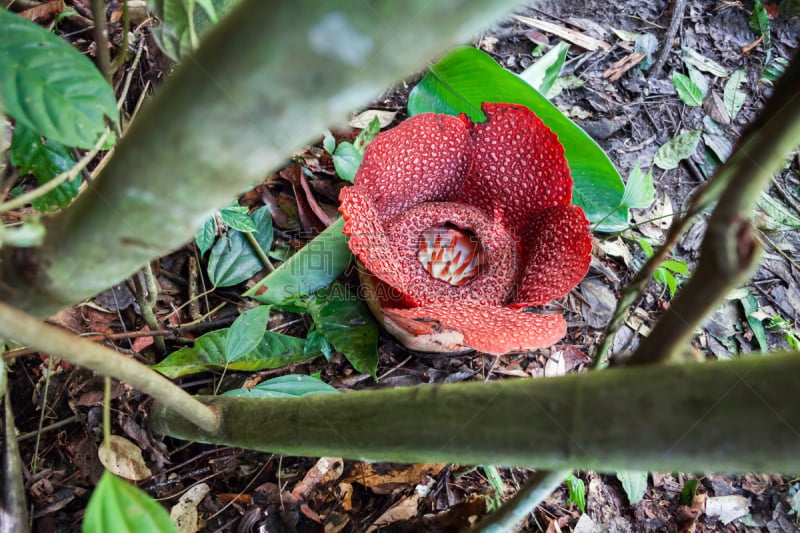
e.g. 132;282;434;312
417;224;485;286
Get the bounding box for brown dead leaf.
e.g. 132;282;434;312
341;462;446;495
18;0;62;22
98;435;152;481
602;52;646;82
511;14;611;51
705;494;750;525
348;109;396;129
279;165;326;235
367;493;421;533
131;325;155;352
170;483;210;533
292;457;344;501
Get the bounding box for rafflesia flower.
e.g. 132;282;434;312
339;102;592;355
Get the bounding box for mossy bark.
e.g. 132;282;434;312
0;0;521;316
152;352;800;472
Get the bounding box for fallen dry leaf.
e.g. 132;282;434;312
348;109;397;129
170;483;210;533
341;462;446;494
98;435;152;481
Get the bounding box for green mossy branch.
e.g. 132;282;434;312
152;351;800;472
0;0;522;317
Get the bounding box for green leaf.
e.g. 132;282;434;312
246;217;351;305
634;33;659;70
222;374;339;398
0;10;117;149
518;41;569;96
761;57;788;85
149;0;233;61
194;216;216;255
681;46;727;77
332;142;362;183
153;328;320;378
654;129;702;170
353;116;381;152
749;0;771;46
616;470;648;505
739;292;768;352
672;72;704;107
688;66;709;95
660;259;689;275
322;130;336;154
305;328;333;360
83;471;178;533
618;162;654;210
654;268;677;298
407;47;626;232
219;204;257;233
9;124;80;212
723;69;747;120
225;305;272;361
565;473;586;513
680;479;699;506
306;282;379;378
757;192;800;230
207;205;273;287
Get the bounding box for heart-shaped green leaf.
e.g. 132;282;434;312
0;10;118;149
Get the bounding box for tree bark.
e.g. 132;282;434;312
151;352;800;472
0;0;522;317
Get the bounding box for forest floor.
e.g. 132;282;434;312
5;0;800;532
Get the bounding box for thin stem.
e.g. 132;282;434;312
628;49;800;366
90;0;112;85
103;375;112;446
0;300;220;433
244;231;275;272
110;0;130;73
31;355;54;475
471;470;571;533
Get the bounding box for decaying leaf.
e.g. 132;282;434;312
98;435;152;481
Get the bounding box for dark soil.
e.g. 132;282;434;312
4;0;800;532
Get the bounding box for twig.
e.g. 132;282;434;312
0;300;220;433
650;0;687;78
471;469;571;532
132;265;166;355
628;49;800;365
90;0;112;84
596;52;800;368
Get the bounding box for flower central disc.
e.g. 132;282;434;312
417;225;485;286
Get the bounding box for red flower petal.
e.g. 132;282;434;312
340;187;421;304
354;112;472;220
457;103;572;237
512;204;592;307
382;305;567;355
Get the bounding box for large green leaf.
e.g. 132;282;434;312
9;124;80;212
150;0;233;61
223;374;339;398
224;305;272;360
83;471;177;533
152;328;320;378
407;47;626;231
0;9;117;149
207;206;273;287
245;217;352;305
305;282;378;378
